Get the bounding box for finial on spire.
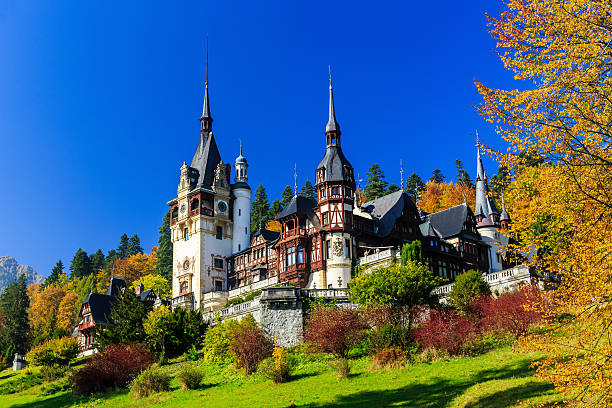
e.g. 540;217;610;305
325;65;340;137
239;139;242;156
294;163;298;197
201;37;212;127
400;159;404;192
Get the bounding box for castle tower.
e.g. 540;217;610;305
474;145;504;272
232;143;251;253
168;49;232;312
313;69;356;289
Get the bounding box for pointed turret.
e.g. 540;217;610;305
200;40;213;134
325;66;341;145
474;145;499;225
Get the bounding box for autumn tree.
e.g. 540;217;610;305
113;248;158;286
156;209;173;282
56;292;79;332
131;274;171;299
28;284;66;344
419;181;475;214
475;0;612;404
364;163;388;201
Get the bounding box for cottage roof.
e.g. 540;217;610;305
276;195;317;219
360;190;417;237
425;203;474;238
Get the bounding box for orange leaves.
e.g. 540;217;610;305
112;249;158;286
419;181;476;214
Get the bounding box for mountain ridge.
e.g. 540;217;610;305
0;256;44;294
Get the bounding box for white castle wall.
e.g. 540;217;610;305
232;187;251;253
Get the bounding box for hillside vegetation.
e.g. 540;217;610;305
0;347;563;408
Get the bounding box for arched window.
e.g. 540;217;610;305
180;281;189;294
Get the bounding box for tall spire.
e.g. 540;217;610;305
325;65;341;143
294;163;298;197
400;159;404;192
200;37;213;134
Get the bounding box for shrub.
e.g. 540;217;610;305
201;319;236;364
449;270;491;313
4;345;15;365
40;365;68;381
39;378;71;396
371;347;406;370
258;343;291;383
225;297;245;307
475;285;542;337
304;307;367;359
229;315;273;375
185;344;200;361
330;358;349;379
72;343;155;395
52;327;69;339
460;331;515;356
415;347;450;363
26;337;79;367
414;308;475;355
177;365;203;390
130;368;171;398
368;324;412;354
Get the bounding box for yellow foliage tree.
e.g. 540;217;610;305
113;247;158;286
130;274;171;299
476;0;612;404
28;284;65;341
419;181;475;214
56;292;79;332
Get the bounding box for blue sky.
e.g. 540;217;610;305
0;0;516;276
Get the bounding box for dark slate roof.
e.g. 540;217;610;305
276;195;317;219
106;278;127;297
425;203;473;238
232;182;251;191
316;146;352;181
191;132;222;189
253;228;281;242
360;191;417;237
419;220;441;238
82;293;114;325
140;289;154;302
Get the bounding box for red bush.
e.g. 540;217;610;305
474;285;542;337
304;307;367;358
72;343;155;395
413;309;475;355
229;316;273;375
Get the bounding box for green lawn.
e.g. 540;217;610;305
0;347;564;408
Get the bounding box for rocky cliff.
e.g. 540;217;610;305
0;256;44;294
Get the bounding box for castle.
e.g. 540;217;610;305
167;65;516;313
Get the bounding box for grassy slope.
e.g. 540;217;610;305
0;347;564;408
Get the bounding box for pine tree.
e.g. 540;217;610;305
0;275;30;354
405;173;425;204
105;249;118;269
364;163;389;201
42;260;64;288
280;185;293;208
269;200;282;220
387;184;400;194
90;249;105;273
95;289;150;348
430;169;445;183
128;234;143;256
299;179;316;200
156;210;173;282
250;184;271;234
455;159;472;187
117;234;130;259
70;248;92;279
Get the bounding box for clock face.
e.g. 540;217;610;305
180;203;187;214
217;201;227;212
